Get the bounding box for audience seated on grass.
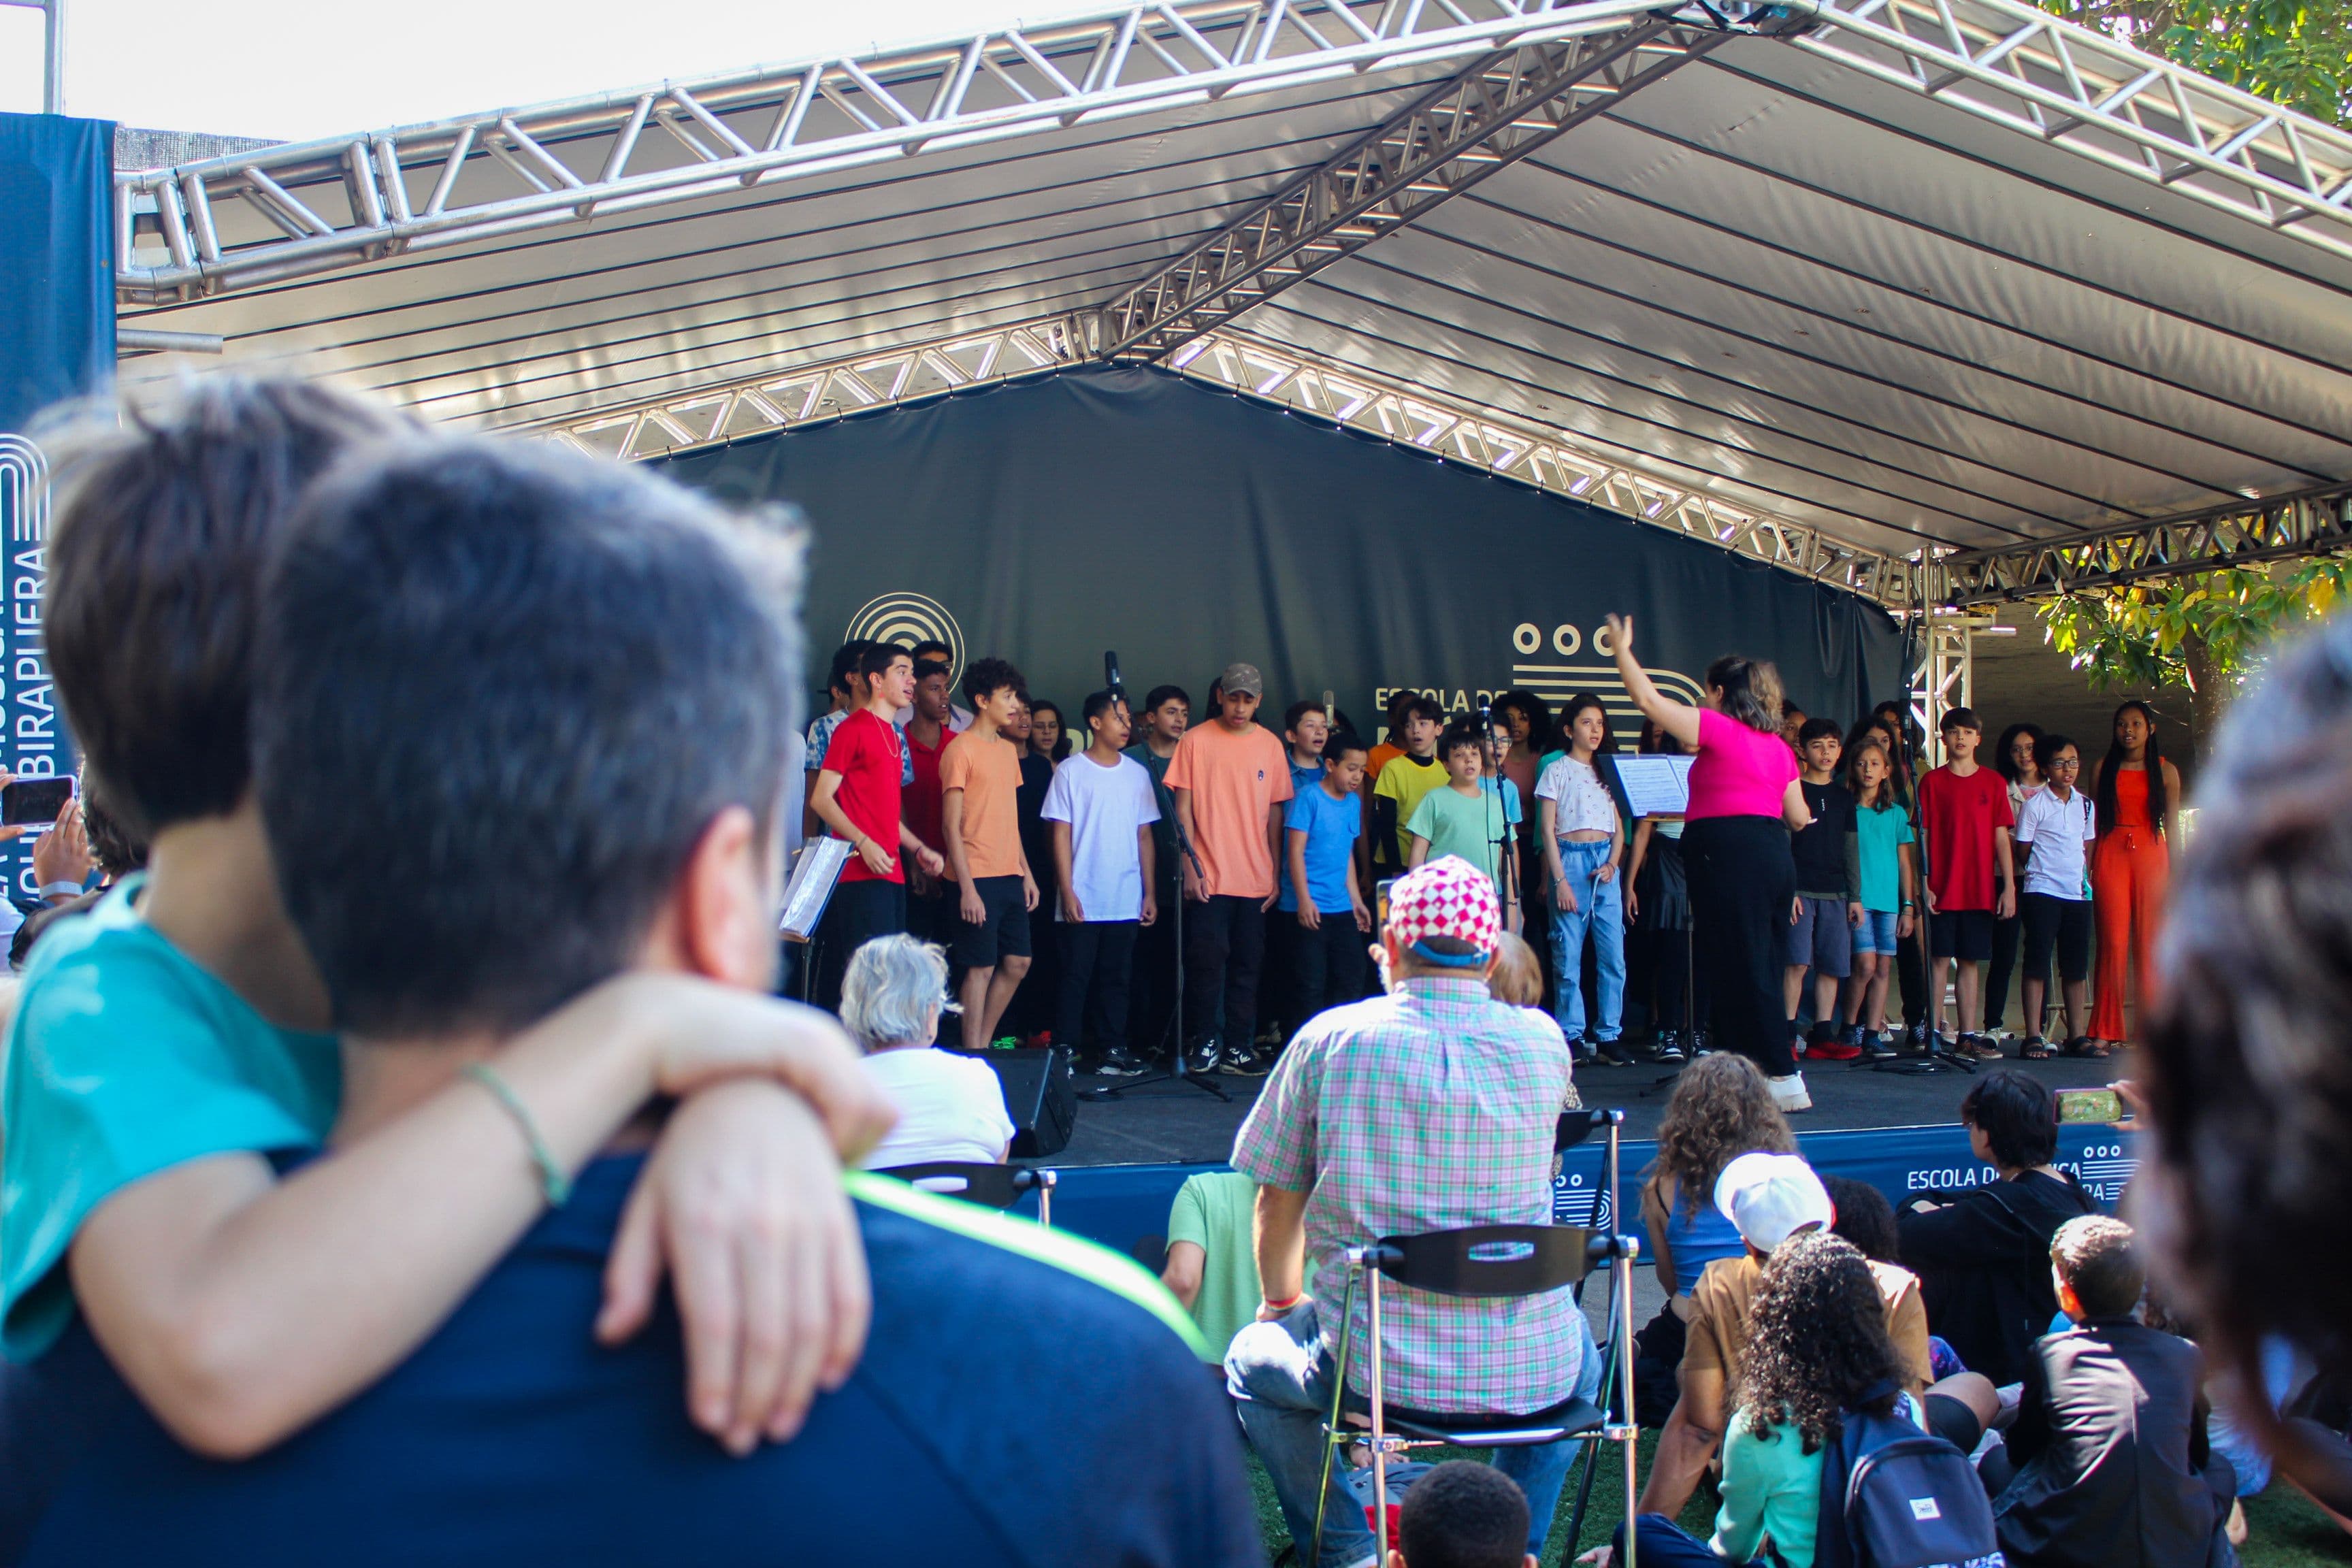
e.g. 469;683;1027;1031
1897;1070;2097;1387
1160;1169;1263;1365
1635;1152;1997;1527
19;431;1260;1567
1226;855;1597;1568
1982;1215;2236;1568
1614;1232;1936;1568
1394;1460;1537;1568
0;380;890;1563
840;934;1014;1170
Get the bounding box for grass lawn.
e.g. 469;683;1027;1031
1245;1434;2352;1567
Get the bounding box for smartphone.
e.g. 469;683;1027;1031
1375;877;1397;929
2055;1087;2123;1124
1;775;74;828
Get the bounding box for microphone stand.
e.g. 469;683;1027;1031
1087;774;1228;1103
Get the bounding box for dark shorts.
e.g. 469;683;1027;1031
2020;892;2093;985
1922;1390;1983;1455
1783;895;1853;979
951;875;1032;968
1928;907;1995;964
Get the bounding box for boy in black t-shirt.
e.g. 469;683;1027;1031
1784;718;1862;1061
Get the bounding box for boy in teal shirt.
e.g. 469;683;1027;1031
1;378;889;1471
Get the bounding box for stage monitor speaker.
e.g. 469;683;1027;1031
957;1045;1078;1158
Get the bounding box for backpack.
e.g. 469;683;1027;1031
1812;1399;2004;1568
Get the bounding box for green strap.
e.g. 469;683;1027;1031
845;1171;1211;1360
462;1062;572;1208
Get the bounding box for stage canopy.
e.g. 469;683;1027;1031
103;0;2352;610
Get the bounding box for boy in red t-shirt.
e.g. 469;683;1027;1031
808;642;945;1011
1916;706;2016;1058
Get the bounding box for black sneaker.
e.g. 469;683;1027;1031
1181;1036;1222;1075
1650;1030;1686;1064
1906;1021;1933;1053
1857;1027;1899;1063
1597;1038;1638;1067
1090;1049;1147;1079
1688;1030;1714;1057
1572;1037;1601;1066
1222;1043;1274;1078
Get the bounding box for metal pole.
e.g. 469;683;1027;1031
42;0;62;115
1369;1266;1388;1559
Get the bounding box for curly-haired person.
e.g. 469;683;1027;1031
1613;1232;1914;1568
2138;615;2352;1524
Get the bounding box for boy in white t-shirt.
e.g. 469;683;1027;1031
2012;732;2097;1056
842;935;1015;1170
1041;689;1162;1079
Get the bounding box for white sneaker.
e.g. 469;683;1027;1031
1769;1071;1812;1112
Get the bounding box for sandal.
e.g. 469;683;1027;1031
2020;1036;2057;1060
2064;1036;2114;1060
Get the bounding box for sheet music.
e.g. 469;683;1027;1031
1614;754;1694;818
777;836;853;941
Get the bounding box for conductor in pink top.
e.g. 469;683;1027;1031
1607;614;1816;1113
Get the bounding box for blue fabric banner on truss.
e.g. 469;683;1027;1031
0;113;108;902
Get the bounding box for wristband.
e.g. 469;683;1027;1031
463;1062;572;1208
1262;1294;1303;1313
38;880;84;899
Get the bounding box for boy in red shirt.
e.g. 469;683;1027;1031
808;642;945;1010
1916;706;2016;1058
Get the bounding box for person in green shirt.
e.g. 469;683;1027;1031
1158;1171;1260;1363
1603;1230;1923;1568
1;378;890;1475
1404;723;1522;928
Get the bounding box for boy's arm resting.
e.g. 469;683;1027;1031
68;975;889;1460
1251;1183;1311;1312
1160;1241;1206;1309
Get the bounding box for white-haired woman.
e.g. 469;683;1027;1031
843;934;1015;1170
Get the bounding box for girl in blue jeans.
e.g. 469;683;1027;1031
1537;694;1627;1062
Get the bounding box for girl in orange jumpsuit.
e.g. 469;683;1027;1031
2088;700;2180;1049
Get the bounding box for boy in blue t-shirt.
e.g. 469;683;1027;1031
1282;736;1371;1022
0;379;886;1493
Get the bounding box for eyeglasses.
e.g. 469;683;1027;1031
2047;757;2081;770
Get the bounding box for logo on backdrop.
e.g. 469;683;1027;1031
1372;620;1707;749
846;592;964;687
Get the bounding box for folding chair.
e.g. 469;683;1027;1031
1306;1109;1642;1568
876;1162;1058;1227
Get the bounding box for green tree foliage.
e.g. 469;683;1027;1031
2041;558;2352;742
2035;0;2351;124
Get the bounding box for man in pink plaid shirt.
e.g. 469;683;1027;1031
1224;855;1597;1568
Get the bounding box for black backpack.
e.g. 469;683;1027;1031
1811;1399;2005;1568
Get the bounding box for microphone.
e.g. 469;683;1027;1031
1105;651;1124;696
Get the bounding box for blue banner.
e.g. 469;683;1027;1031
0;113;110;900
1015;1122;2139;1264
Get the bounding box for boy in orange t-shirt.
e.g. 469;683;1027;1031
1164;662;1294;1077
941;657;1040;1051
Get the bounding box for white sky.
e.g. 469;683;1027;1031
0;0;1102;142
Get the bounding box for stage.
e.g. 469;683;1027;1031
1054;1047;2128;1166
1012;1049;2140;1268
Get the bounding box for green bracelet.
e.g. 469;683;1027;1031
463;1062;572;1209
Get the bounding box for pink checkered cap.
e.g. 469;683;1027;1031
1384;855;1502;960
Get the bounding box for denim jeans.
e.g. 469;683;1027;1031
1548;838;1625;1042
1226;1298;1602;1566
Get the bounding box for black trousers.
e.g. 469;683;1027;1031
1127;861;1181;1058
811;877;907;1015
1056;919;1139;1061
1289;913;1370;1025
1896;925;1929;1028
1183;893;1267;1051
1984;872;2021;1030
1683;815;1797;1078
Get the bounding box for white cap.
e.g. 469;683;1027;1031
1714;1152;1834;1254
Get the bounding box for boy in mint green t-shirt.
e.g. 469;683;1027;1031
1405;725;1522;924
0;378;887;1467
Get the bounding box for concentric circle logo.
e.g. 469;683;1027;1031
846;592;964;686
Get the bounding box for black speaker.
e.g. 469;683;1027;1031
958;1045;1078;1158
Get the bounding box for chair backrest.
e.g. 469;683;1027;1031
1372;1224;1601;1298
1556;1108;1607;1151
877;1162;1032;1209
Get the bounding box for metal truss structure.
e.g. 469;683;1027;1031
111;0;1693;301
1165;333;1921;606
1934;480;2352;605
1792;0;2352;265
105;0;2352;604
1098;7;1742;357
550;316;1100;460
1906;610;1986;767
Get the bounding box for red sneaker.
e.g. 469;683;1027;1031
1807;1037;1863;1061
